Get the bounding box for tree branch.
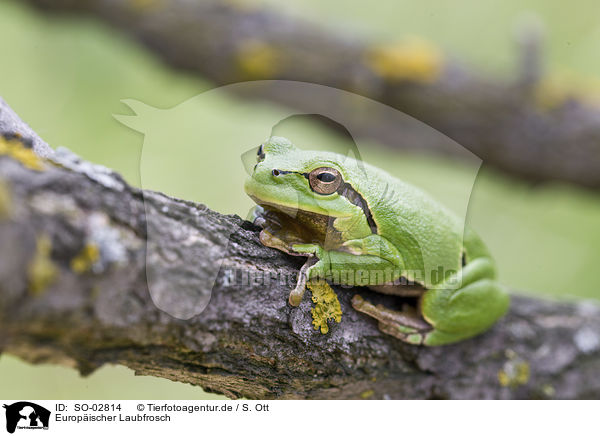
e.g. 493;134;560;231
0;97;599;399
22;0;600;189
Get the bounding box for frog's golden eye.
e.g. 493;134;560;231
308;167;342;195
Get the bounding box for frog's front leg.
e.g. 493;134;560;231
288;243;328;306
289;236;405;306
340;234;405;268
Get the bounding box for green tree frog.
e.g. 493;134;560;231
244;137;509;346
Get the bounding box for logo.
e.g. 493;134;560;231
3;402;50;434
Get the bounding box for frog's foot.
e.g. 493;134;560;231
351;295;432;345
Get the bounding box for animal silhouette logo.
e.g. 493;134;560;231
3;402;50;434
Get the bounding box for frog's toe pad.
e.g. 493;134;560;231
377;322;425;345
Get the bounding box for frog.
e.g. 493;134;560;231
244;136;510;346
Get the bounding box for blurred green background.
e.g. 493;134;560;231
1;0;599;399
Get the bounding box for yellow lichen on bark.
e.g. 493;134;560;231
27;235;58;295
307;279;342;334
0;136;44;171
498;350;530;388
0;179;12;219
535;70;600;109
236;40;281;79
71;243;100;274
366;37;443;83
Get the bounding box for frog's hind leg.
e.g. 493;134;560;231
351;295;432;345
419;257;510;346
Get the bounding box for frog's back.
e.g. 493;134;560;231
351;160;467;284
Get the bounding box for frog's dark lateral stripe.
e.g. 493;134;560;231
335;182;378;234
274;169;378;234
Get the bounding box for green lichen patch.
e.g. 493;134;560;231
360;389;375;399
27;235;58;295
307;279;342;334
70;243;100;274
540;384;555;398
0;135;44;171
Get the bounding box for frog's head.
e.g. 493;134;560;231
244;136;364;219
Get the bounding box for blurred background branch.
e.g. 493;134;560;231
1;98;600;399
24;0;600;189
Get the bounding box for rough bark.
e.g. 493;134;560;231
0;97;599;399
22;0;600;189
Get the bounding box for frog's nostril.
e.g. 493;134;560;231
272;169;280;177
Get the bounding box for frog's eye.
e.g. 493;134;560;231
257;144;265;163
308;167;342;195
